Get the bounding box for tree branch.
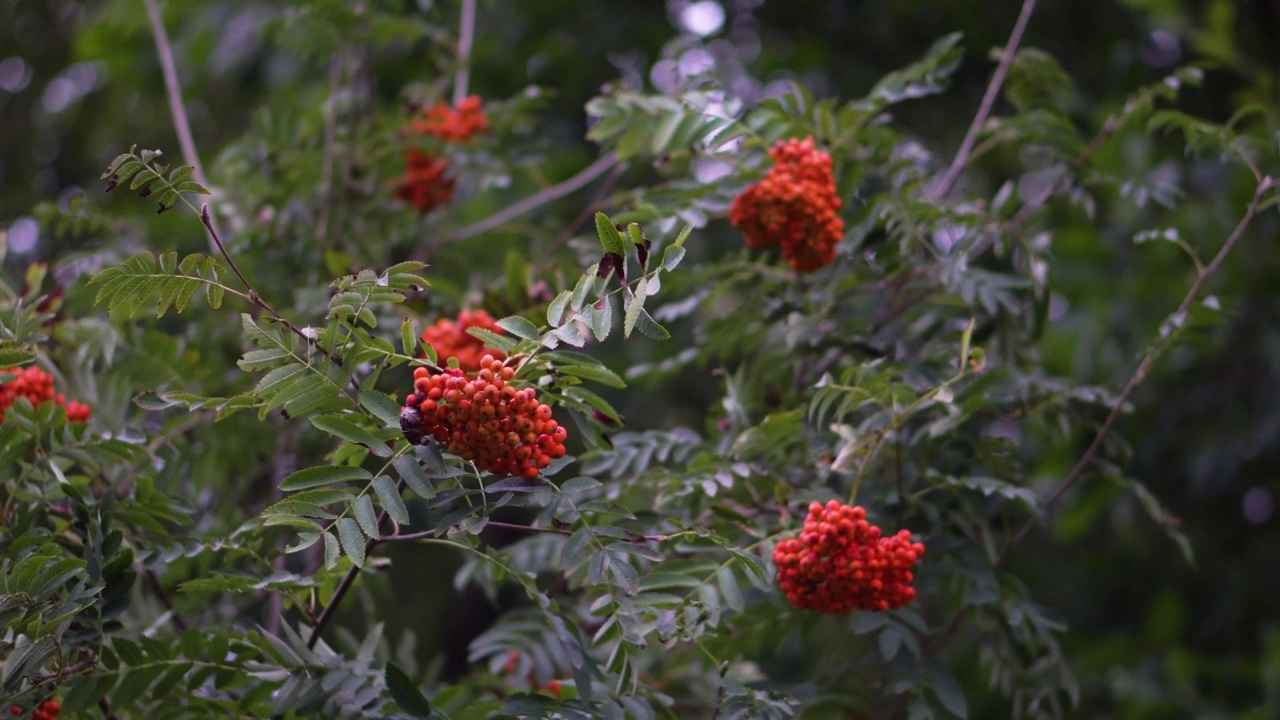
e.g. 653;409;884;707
929;174;1276;653
144;0;221;255
443;151;620;244
931;0;1039;201
453;0;477;106
1000;175;1276;558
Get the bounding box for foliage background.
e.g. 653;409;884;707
2;0;1280;717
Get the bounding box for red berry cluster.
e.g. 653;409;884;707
401;355;567;481
9;699;60;720
772;500;924;614
420;309;507;372
395;149;457;214
406;95;490;143
0;366;91;423
729;136;845;272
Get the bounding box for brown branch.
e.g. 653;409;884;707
141;566;188;632
452;0;477;106
444;152;620;244
931;0;1040;201
306;478;406;650
1000;175;1275;557
144;0;221;255
198;204;356;391
315;53;344;244
929;174;1276;652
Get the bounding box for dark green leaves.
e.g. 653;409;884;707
279;466;371;492
595;212;627;255
101;146;210;213
88;251;228;318
385;663;434;718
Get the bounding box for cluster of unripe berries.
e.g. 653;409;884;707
9;699;61;720
401;355;567;481
729;136;845;272
772;500;924;614
419;309;507;372
0;366;91;423
395;96;489;214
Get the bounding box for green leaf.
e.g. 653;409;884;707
311;414;391;456
661;244;686;272
560;476;602;493
558;363;626;389
322;531;340;569
548;291;573;328
359;390;402;429
632;307;670;340
595;212;627;255
496;315;541;340
0;341;36;367
373;474;410;525
337;517;366;566
587;296;613;342
623;277;649;339
385;662;434;718
929;661;969;718
393;455;435;499
279;465;372;492
400;318;417;356
353;494;380;538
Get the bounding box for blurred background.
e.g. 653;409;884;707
3;0;1279;716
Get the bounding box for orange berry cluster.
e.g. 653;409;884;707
0;366;91;423
402;356;566;481
420;309;507;372
407;96;490;143
9;699;61;720
395;149;456;214
772;500;924;614
729;136;845;272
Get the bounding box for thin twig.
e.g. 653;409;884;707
145;410;214;454
964;114;1120;260
545;160;628;257
999;175;1275;559
264;427;295;637
443;151;620;244
931;0;1040;201
929;175;1276;654
144;0;220;255
141;567;188;632
316;53;344;244
452;0;477;106
384;520;673;543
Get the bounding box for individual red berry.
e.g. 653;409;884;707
730;136;844;273
420;309;507;372
772;500;923;614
